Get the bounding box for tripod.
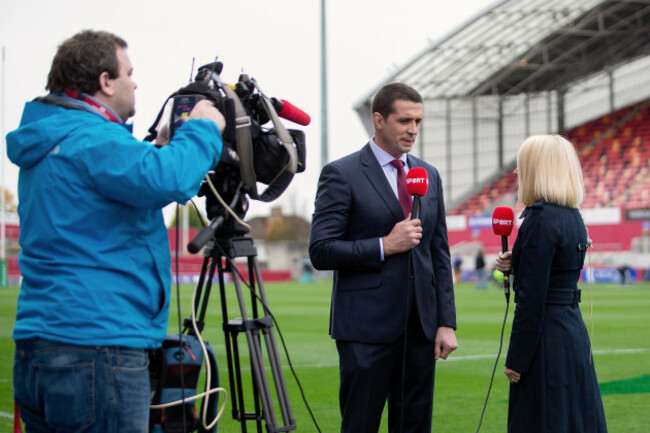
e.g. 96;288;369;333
187;236;296;433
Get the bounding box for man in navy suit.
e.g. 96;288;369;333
309;83;458;433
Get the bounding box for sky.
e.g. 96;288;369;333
0;0;493;222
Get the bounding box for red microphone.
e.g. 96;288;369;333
272;98;311;126
492;206;515;299
406;167;429;219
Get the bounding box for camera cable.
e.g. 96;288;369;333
203;174;251;232
150;204;228;432
174;205;188;433
215;241;323;433
149;276;228;429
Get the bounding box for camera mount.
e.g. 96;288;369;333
147;58;309;431
187;236;296;433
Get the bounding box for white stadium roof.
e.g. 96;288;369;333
356;0;650;108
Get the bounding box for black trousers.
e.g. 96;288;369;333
336;305;436;433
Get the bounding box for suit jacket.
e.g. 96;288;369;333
309;144;456;344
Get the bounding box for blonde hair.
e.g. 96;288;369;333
516;134;584;207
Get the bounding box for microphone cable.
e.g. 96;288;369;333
586;237;594;364
475;294;510;433
398;250;414;433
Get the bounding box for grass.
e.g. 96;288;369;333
1;279;649;432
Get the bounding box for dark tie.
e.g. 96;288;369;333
390;159;412;218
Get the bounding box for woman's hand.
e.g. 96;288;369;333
496;251;513;274
505;367;521;384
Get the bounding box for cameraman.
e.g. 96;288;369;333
7;30;225;432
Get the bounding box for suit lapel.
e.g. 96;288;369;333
360;144;404;220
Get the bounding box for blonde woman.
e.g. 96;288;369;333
496;135;607;432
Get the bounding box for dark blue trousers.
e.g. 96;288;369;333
336;306;436;433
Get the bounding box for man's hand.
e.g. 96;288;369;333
434;326;458;361
189;99;226;132
154;123;171;146
382;215;422;256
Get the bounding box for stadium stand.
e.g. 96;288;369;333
352;0;650;278
448;99;650;216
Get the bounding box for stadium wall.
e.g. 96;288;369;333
447;207;649;254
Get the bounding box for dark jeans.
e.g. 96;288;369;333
14;338;150;433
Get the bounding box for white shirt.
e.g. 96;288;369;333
369;138;409;200
369;138;410;260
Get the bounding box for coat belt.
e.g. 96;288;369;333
545;288;581;305
514;287;581;305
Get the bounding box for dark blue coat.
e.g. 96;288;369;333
506;201;607;432
309;144;456;343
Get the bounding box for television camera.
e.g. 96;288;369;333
146;60;308;246
145;60;311;433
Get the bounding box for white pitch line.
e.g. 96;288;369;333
592;348;650;355
447;347;650;362
3;348;646;421
295;347;650;369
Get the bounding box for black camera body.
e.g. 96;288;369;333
149;60;307;237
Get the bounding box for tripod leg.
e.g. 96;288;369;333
251;258;294;426
217;237;296;433
217;257;250;432
231;273;279;430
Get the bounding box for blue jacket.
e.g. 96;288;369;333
7;99;222;348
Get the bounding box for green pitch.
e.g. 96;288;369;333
1;280;648;432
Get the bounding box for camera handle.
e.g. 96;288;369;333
188;216;224;255
144;94;175;142
221;84;298;203
188;237;296;433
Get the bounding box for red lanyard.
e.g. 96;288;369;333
63;88;121;123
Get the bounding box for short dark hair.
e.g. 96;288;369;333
371;83;422;118
46;30;128;94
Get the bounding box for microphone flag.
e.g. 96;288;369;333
406;168;429;219
492;206;515;298
492;206;515;237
